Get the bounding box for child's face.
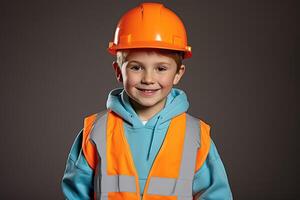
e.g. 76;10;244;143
113;50;185;111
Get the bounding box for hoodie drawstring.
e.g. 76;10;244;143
146;116;161;160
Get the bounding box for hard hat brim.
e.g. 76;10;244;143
108;41;192;59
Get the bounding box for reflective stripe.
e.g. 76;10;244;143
100;196;108;200
101;175;136;193
179;197;194;200
89;111;108;199
176;114;199;196
147;178;193;198
147;177;176;195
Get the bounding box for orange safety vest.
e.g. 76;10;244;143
82;110;211;200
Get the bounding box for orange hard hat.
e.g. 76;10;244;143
108;2;192;59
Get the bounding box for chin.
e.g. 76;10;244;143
136;100;158;108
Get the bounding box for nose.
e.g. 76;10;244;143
141;70;155;84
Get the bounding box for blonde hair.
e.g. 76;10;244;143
116;49;183;72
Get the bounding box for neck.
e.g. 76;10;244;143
129;99;166;121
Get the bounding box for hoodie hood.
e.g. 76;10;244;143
106;87;189;128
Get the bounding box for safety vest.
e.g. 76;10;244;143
82;110;211;200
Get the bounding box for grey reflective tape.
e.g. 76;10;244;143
179;114;200;178
179;197;193;200
175;114;200;197
147;178;193;197
89;111;108;199
90;111;108;174
99;194;108;200
174;179;193;197
101;175;137;193
147;177;176;195
186;114;201;148
118;175;137;192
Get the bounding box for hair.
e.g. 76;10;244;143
116;49;184;72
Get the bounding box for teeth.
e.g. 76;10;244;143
137;88;160;93
139;88;156;91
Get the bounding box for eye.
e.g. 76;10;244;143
157;65;167;72
129;65;142;71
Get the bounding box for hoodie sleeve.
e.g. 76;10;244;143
61;130;94;199
192;140;233;200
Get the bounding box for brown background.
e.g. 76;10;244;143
0;0;298;199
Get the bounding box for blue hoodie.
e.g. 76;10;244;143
61;88;233;199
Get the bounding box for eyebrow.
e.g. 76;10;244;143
127;60;171;65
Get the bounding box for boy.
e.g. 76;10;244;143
62;2;233;200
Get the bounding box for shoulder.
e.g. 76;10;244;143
185;113;211;138
186;113;212;172
84;110;108;128
82;110;108;170
186;112;210;125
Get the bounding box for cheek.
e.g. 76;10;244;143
124;73;139;87
159;75;177;87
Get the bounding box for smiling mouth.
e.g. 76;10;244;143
136;88;160;92
136;88;160;95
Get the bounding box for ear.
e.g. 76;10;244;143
112;61;123;82
173;64;186;85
